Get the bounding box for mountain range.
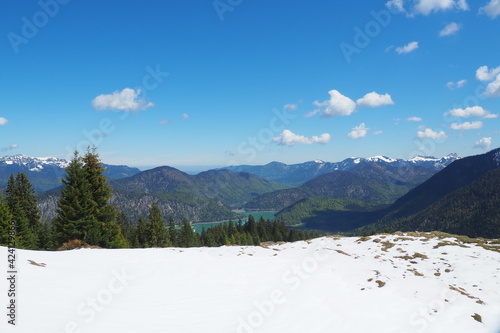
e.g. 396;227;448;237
0;155;141;192
37;166;288;223
244;162;444;211
355;147;500;238
278;148;500;239
224;154;459;186
6;151;499;239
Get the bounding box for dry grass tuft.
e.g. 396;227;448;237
335;249;350;256
57;239;101;251
471;313;482;323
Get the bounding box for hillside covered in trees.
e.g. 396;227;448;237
0;149;316;250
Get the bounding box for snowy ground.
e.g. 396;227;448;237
1;233;500;333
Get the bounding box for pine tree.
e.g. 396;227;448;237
0;195;13;246
53;149;126;248
179;217;195;247
82;148;124;248
38;222;57;250
148;202;170;247
53;152;97;245
5;173;41;249
117;211;136;247
244;214;256;235
137;216;149;247
168;215;177;247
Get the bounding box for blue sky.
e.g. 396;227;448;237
1;0;499;171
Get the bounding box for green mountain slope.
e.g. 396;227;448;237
111;167;288;208
276;196;386;232
356;148;500;238
371;148;500;226
244;163;435;211
39;166;288;223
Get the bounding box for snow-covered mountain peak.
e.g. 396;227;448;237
366;155;397;163
0;155;70;171
409;155;438;162
494;150;500;166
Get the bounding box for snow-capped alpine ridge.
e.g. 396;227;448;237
494;150;500;166
339;153;459;170
0;154;70;171
225;153;461;185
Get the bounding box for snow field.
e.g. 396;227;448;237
1;233;499;333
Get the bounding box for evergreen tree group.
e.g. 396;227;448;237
118;208;319;249
53;149;126;248
0;147;320;250
0;173;41;249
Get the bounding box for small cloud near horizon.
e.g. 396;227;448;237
439;22;461;36
356;92;394;107
92;88;154;112
348;123;369;139
396;41;419;54
474;137;492;150
407;116;422;122
417;128;447;140
446;79;467;89
273;129;330;146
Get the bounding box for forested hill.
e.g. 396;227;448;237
357;148;500;238
244;162;437;211
110;166;288;207
38;166;288;223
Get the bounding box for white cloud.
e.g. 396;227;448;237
474;137;492;150
388;0;468;15
415;0;468;15
92;88;154;112
284;104;298;111
0;117;8;126
273;129;330;146
480;0;500;18
374;130;383;135
476;65;500;81
304;110;320;117
417;128;448;140
485;74;500;97
476;66;500;98
446;79;467;89
450;121;483;130
356;92;395;107
439;22;460;36
386;0;407;13
457;0;469;10
1;143;18;152
311;133;331;144
182;113;190;119
313;90;357;117
407;116;422;122
160;120;170;125
448;106;497;118
348;123;369;139
396;41;419;54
